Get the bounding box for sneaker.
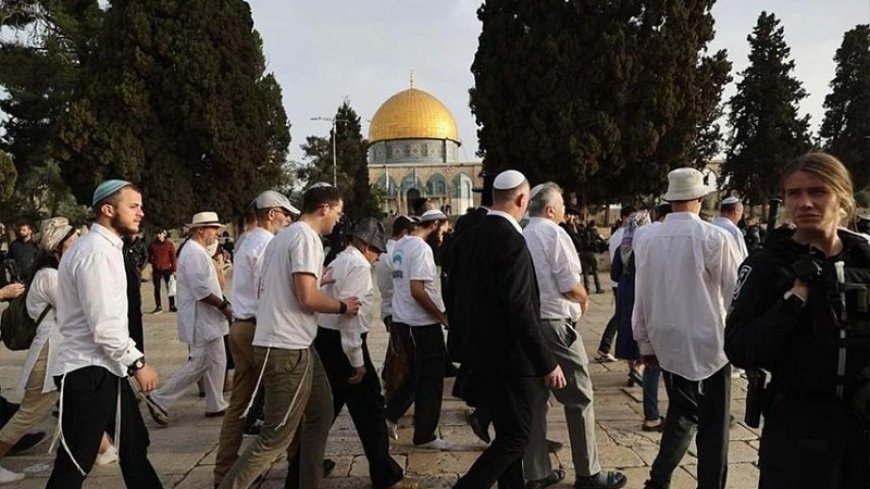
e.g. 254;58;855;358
414;437;450;450
8;431;45;455
595;350;617;363
151;307;163;315
144;395;169;426
386;420;398;440
0;465;24;484
95;445;118;465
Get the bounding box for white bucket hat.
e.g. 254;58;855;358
188;212;225;229
663;168;714;202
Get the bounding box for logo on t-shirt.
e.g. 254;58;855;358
392;252;403;279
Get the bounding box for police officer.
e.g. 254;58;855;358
725;152;870;488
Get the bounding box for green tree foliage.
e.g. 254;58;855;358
0;151;17;202
0;0;102;224
299;100;381;219
469;0;730;205
820;24;870;191
724;12;812;204
54;0;291;228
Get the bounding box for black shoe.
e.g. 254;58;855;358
445;362;460;378
641;480;664;489
526;467;566;489
546;439;563;453
575;471;628;489
467;411;491;444
169;306;177;312
9;432;46;455
244;419;263;435
323;458;336;477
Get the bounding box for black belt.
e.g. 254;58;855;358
234;317;256;324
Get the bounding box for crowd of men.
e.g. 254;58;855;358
0;149;867;489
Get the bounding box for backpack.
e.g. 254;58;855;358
0;288;50;351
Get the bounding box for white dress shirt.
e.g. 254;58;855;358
231;227;274;320
631;212;742;380
22;267;63;392
523;218;583;322
317;246;373;367
53;223;142;378
375;239;397;320
712;216;749;261
254;221;324;350
176;239;228;346
391;235;444;326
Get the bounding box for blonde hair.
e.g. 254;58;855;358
780;152;856;227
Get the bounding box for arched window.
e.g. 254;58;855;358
453;173;472;199
400;173;423;194
427;174;447;196
376;174;399;198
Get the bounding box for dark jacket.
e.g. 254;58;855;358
8;239;39;281
447;214;557;378
725;227;870;398
148;239;176;273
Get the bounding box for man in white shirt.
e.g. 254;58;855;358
523;183;627;489
712;196;749;261
219;185;360;489
632;168;741;489
375;215;414;403
146;212;232;424
213;190;296;487
47;179;161;488
384;209;450;450
315;218;417;489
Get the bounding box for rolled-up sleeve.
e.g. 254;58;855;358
337;264;372;368
552;230;583;294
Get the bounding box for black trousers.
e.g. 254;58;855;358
47;367;162;489
454;375;544;489
384;323;445;445
597;288;619;353
152;270;175;310
649;365;731;489
580;251;602;292
758;390;869;489
314;327;404;488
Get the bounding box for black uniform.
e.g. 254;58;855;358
725;228;870;488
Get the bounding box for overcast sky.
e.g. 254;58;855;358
249;0;870;163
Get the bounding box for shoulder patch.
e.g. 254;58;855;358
732;264;753;302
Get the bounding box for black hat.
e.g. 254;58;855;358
349;218;388;253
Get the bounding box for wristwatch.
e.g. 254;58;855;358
128;356;146;375
336;301;347;315
218;299;230;311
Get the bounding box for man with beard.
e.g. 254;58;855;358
47;179;162;488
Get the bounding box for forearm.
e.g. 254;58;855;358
410;286;446;323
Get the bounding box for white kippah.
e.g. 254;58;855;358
420;209;447;222
721;196;741;205
529;184;546;201
493;170;526;190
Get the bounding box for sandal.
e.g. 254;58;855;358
525;466;566;489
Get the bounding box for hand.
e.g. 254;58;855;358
340;297;361;316
440;315;450;330
641;355;659;368
544;365;567;390
222;304;234;322
321;268;336;286
790;278;809;302
348;366;366;385
134;365;160;393
0;283;25;301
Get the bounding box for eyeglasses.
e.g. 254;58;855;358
321;203;344;219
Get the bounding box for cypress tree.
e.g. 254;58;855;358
724;12;812;205
55;0;291;227
820;24;870;190
470;0;729;205
299;100;380;219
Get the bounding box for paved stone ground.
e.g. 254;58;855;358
0;271;760;488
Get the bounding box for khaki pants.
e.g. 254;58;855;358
218;346;333;489
214;320;257;484
0;345;57;445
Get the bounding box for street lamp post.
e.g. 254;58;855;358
311;116;350;187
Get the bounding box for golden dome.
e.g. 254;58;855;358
368;88;460;144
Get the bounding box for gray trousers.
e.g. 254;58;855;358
524;318;601;480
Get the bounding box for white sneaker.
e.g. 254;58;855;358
414;437;450;451
386;420;398;440
95;445;118;465
0;465;24;484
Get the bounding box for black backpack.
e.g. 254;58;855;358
0;287;50;351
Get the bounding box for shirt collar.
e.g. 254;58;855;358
90;223;124;250
488;210;523;233
528;216;559;229
664;212;702;223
